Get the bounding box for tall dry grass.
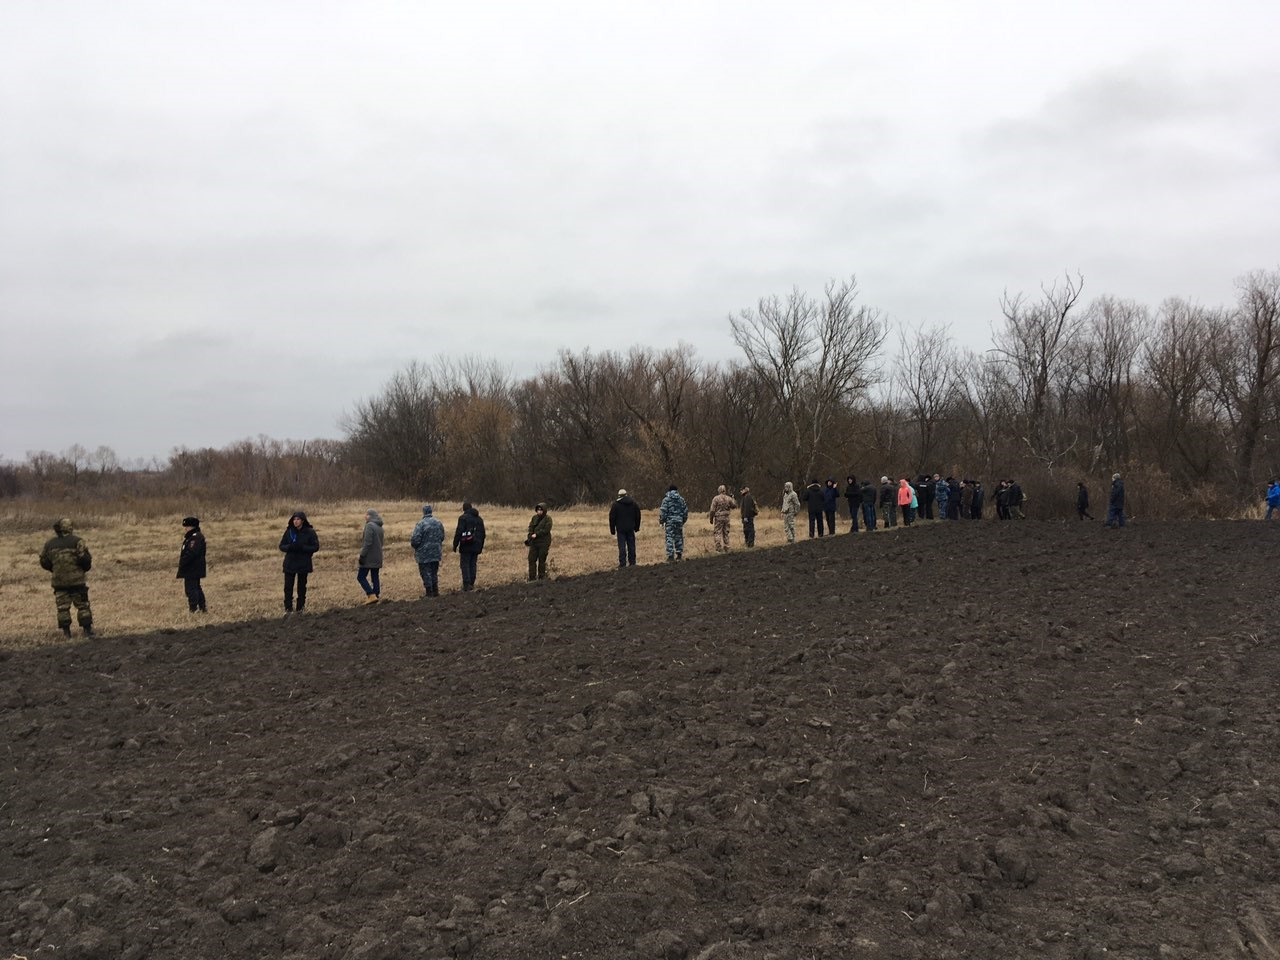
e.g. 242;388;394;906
0;499;803;649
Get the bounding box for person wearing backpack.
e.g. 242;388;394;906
452;502;487;591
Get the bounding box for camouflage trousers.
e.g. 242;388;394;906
664;522;685;559
782;513;797;543
54;586;92;628
712;516;731;552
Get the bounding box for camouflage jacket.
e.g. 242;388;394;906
658;490;688;526
39;519;92;589
709;493;737;521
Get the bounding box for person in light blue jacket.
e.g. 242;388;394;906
410;504;446;597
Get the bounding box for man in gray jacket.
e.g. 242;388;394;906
358;508;385;604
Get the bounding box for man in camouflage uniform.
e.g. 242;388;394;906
39;517;94;638
658;484;688;561
780;481;801;543
709;485;737;553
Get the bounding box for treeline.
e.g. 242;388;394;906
5;271;1279;519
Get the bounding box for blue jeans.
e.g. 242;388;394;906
1267;503;1277;520
357;567;380;596
862;503;877;530
616;531;636;566
1106;506;1126;527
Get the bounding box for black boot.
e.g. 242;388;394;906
83;624;94;638
60;624;71;638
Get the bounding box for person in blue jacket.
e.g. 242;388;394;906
1266;480;1280;520
822;478;840;536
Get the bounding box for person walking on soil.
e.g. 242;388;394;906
39;517;94;638
357;508;384;604
739;486;759;547
879;476;897;528
1077;481;1094;521
898;477;915;526
804;479;826;537
781;481;801;544
1266;480;1280;520
709;485;737;553
658;484;689;560
608;489;642;567
1106;474;1126;528
410;504;445;597
526;502;552;580
279;510;319;615
453;502;487;590
177;516;207;613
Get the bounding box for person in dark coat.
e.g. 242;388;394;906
739;487;759;547
804;480;826;537
1106;474;1126;528
527;502;552;580
859;480;878;531
995;481;1011;520
279;510;319;614
452;502;487;590
1076;481;1094;521
177;516;207;613
878;476;897;528
608;489;642;567
971;481;985;520
843;476;860;533
357;508;385;604
1008;481;1025;519
947;477;962;519
823;478;840;535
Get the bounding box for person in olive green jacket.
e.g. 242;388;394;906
526;502;552;580
39;517;94;637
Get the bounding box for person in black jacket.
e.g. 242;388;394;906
995;481;1011;520
822;478;840;535
1106;474;1126;528
1076;481;1093;520
177;516;207;613
279;510;320;614
804;480;826;537
608;489;642;567
1008;480;1025;519
859;479;878;531
878;476;897;528
947;477;962;520
970;481;985;520
452;501;487;590
843;476;860;533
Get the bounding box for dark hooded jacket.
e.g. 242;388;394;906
40;518;92;589
177;523;206;580
822;480;840;513
609;495;642;535
279;511;320;573
453;507;487;555
804;482;825;514
860;481;878;506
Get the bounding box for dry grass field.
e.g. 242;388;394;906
0;497;804;648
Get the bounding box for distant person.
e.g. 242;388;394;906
658;484;689;561
609;489;642;567
39;517;93;638
959;480;974;519
822;478;840;535
709;485;737;553
1106;473;1126;528
279;510;320;615
947;477;962;520
740;486;759;547
1008;480;1025;519
177;516;207;613
898;477;915;526
1266;480;1280;520
410;504;446;597
526;502;552;580
860;479;878;531
995;481;1011;520
843;476;860;533
1076;481;1094;521
780;481;801;543
452;501;487;590
933;474;949;521
358;508;385;604
879;476;897;528
971;481;985;520
920;474;937;520
804;479;826;537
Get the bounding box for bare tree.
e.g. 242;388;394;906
892;323;958;471
1074;296;1147;471
342;361;446;493
731;277;886;481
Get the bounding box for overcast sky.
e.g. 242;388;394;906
3;1;1278;461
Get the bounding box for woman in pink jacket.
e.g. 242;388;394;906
898;478;915;526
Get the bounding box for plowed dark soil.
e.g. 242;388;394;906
3;521;1279;960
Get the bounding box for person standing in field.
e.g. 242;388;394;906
843;476;860;533
608;489;642;568
898;477;915;526
933;474;950;521
410;504;445;597
39;517;93;638
739;486;759;547
177;516;207;613
1077;481;1094;521
971;480;986;519
780;481;801;544
658;484;688;561
279;510;319;615
1008;480;1026;519
1265;479;1280;520
709;484;737;553
1106;473;1126;528
357;508;384;604
526;502;552;580
859;479;878;531
879;476;897;528
804;479;825;538
453;501;487;590
822;478;840;535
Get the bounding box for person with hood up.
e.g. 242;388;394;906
658;485;689;561
608;489;642;567
739;486;759;547
843;476;860;533
452;501;487;590
780;481;801;543
410;504;446;597
804;479;826;538
177;516;207;613
898;477;915;526
279;510;320;615
1266;480;1280;520
357;508;385;604
879;476;897;528
822;478;840;535
709;484;737;553
526;502;552;580
39;517;93;637
1106;474;1126;528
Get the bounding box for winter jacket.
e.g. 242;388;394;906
1109;479;1125;510
1009;483;1024;507
39;518;92;589
934;481;950;509
860;482;878;506
1077;484;1090;511
411;510;446;564
528;508;553;544
781;487;801;517
609;495;642;535
453;508;487;555
822;481;840;512
279;512;320;573
658;489;689;526
177;528;207;580
879;482;895;506
359;510;385;569
804;483;825;514
740;493;758;518
1267;482;1280;507
843;481;859;509
709;493;736;522
897;480;913;507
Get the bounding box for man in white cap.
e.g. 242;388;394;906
608;489;642;567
